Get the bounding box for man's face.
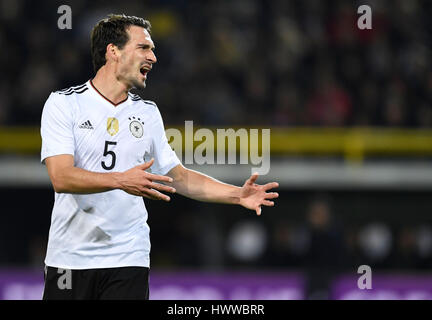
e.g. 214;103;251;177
115;25;157;89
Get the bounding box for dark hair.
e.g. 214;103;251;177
90;14;151;73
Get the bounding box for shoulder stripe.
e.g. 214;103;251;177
63;87;88;95
130;96;142;102
129;93;141;99
57;83;89;95
74;87;88;94
127;94;157;106
58;87;75;94
58;83;87;93
143;100;157;107
61;83;86;91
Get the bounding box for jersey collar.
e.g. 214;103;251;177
89;79;129;106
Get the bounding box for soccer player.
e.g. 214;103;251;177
40;14;279;300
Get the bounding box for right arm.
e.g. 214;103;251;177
45;155;176;201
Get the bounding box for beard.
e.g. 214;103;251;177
130;77;147;90
118;66;147;90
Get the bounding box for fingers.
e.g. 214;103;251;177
255;199;275;216
262;200;274;207
144;188;171;202
136;160;174;183
137;158;155;170
265;192;279;199
142;193;160;201
150;182;176;194
263;182;279;191
137;179;175;201
145;172;174;183
247;172;259;185
256;206;262;216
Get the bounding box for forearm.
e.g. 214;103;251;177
172;168;241;205
52;166;120;194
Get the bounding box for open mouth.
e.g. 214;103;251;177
140;66;150;77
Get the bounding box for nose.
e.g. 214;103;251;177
147;50;157;64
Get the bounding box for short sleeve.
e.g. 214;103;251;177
40;93;75;164
150;106;181;175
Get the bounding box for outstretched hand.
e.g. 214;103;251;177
239;173;279;215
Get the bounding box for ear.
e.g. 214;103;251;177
105;43;120;63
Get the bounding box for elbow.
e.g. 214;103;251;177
50;176;68;193
53;186;67;194
45;156;75;193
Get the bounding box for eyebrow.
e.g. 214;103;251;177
137;43;155;50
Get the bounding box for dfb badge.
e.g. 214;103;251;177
129;116;144;138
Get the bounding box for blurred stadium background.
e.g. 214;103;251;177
1;0;432;300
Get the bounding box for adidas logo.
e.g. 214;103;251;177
79;120;94;129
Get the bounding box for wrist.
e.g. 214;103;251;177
234;186;243;206
110;172;123;190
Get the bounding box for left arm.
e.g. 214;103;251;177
167;164;279;215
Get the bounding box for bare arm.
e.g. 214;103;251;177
167;164;242;204
45;155;176;201
167;164;279;215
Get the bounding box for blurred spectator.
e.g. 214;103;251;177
0;0;430;127
303;195;345;268
272;82;302;125
303;195;345;299
305;66;353;126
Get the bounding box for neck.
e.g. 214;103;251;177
91;66;130;105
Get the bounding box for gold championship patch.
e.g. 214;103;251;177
107;117;119;136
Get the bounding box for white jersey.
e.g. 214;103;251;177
40;80;180;269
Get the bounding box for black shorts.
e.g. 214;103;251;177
42;265;150;300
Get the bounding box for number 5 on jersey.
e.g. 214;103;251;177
102;141;117;170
